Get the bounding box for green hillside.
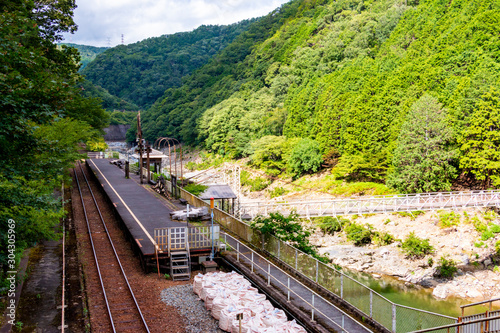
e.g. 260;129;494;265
138;0;500;192
81;21;256;109
60;43;109;70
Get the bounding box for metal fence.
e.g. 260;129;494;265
222;232;372;333
239;190;500;218
179;188;457;332
409;315;500;333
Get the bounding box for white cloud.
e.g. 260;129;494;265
62;0;290;47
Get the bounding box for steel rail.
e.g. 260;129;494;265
75;162;150;333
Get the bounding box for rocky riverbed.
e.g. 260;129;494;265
308;208;500;302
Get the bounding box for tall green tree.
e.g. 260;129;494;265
459;87;500;188
0;0;107;280
387;94;457;193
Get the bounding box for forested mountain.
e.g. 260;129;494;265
81;21;256;108
136;0;500;192
60;43;109;70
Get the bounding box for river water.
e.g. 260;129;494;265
347;270;498;318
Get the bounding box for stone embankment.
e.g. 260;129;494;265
309;209;500;302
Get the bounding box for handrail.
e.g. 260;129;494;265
222;232;372;333
409;315;500;333
461;297;500;309
239;190;500;217
179;187;457;332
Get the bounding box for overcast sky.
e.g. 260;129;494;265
62;0;290;47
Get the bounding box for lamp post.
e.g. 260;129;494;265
210;197;214;261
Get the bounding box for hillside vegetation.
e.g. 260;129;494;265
81;21;256;108
60;43;109;69
136;0;500;192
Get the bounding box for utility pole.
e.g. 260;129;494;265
137;112;144;184
146;143;151;183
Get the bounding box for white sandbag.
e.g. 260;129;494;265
248;315;267;333
220;306;242;332
230;309;253;333
200;281;217;302
213;295;240;320
242;292;266;303
248;300;274;317
193;273;204;296
206;288;225;310
283;320;307;333
261;309;287;326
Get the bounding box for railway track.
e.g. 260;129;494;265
74;162;150;333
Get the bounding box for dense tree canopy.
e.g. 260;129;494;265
128;0;499;192
0;0;107;280
81;21;256;108
459;87;500;188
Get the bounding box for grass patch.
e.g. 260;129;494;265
292;174;394;197
393;211;425;220
185;152;229;171
438;211;461;228
268;186;288;198
241;170;272;191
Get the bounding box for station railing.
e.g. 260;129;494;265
239;191;500;218
179;188;457;333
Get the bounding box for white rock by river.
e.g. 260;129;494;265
308;208;500;302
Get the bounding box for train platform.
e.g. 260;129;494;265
87;158;184;256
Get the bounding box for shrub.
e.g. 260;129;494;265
435;256;457;278
316;216;344;235
251;212;327;262
287;138;323;177
401;232;434;259
373;232;395;246
495;240;500;255
183;184;208;196
344;222;374;246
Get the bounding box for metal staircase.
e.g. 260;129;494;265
170;250;191;281
166;227;191;281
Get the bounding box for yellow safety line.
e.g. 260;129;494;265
89;160;157;248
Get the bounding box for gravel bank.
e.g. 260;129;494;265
161;285;224;333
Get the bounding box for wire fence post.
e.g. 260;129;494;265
287;277;290;302
392;304;397;333
251;252;254;273
267;263;270;286
340;274;344;299
237;242;239;262
370;290;373;318
315;260;319;283
278;241;280;259
295;249;298;270
311;294;315;322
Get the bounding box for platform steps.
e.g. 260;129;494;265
170;250;191;281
